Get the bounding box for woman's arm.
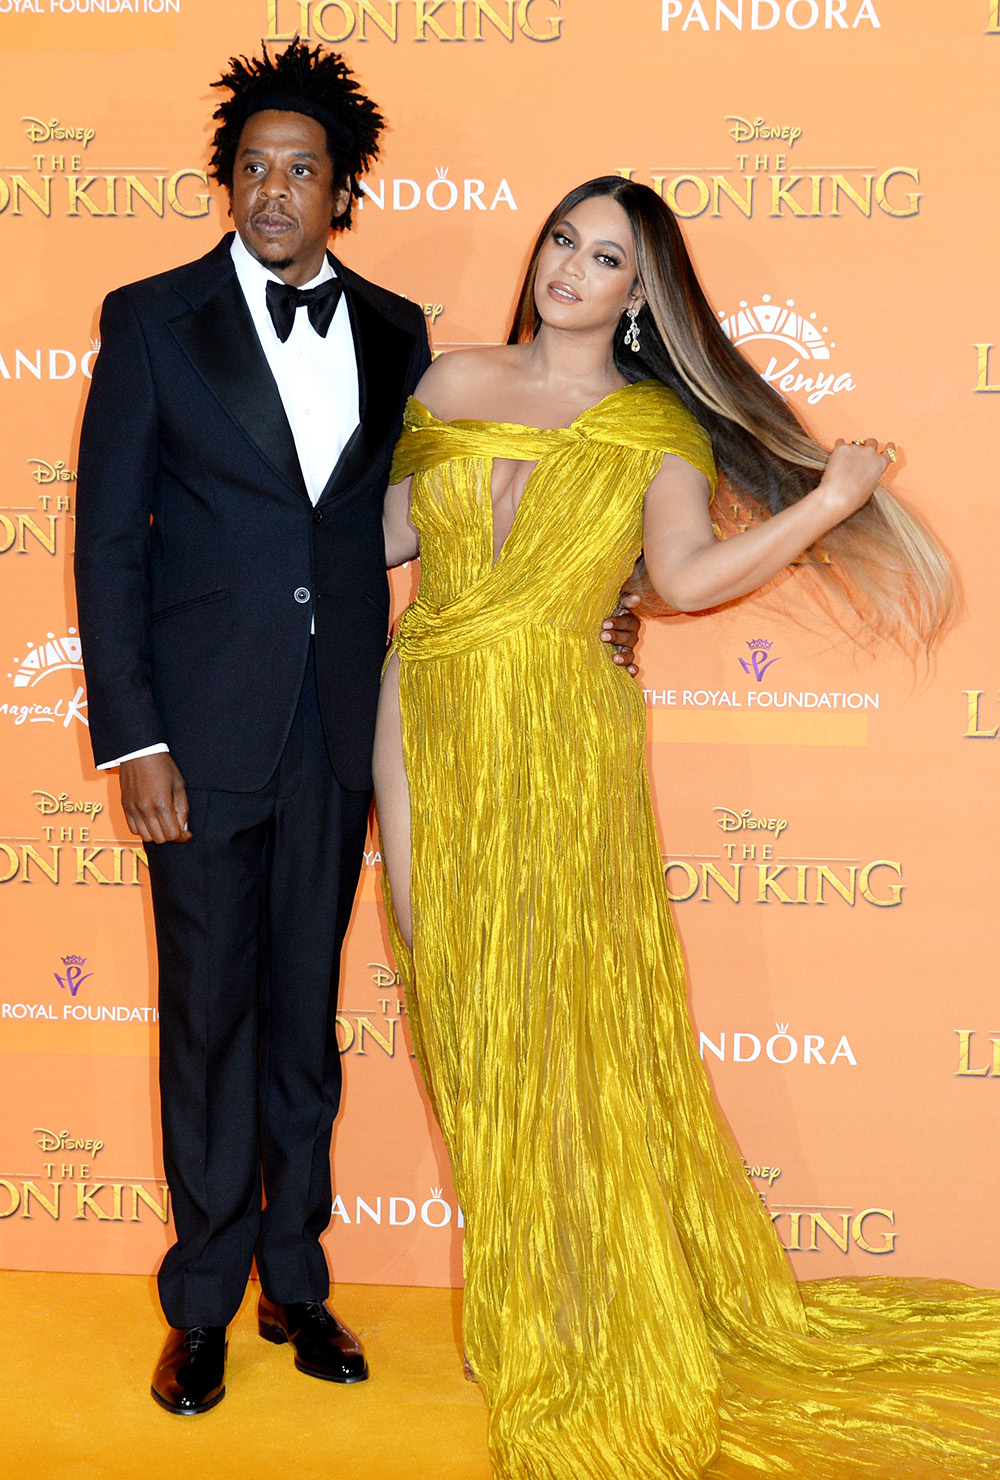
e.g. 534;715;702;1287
642;439;893;612
384;474;418;569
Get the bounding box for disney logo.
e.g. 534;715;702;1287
743;1160;782;1187
369;962;401;990
27;459;77;485
22;116;95;148
726;115;802;148
34;1127;104;1156
714;806;788;840
32;791;104;818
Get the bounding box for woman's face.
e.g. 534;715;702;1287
533;194;644;336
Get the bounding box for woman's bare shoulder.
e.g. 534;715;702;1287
413;345;527;420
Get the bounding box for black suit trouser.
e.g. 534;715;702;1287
146;651;371;1328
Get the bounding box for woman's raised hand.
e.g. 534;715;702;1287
816;437;896;526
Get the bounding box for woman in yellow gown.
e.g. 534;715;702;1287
373;177;1000;1479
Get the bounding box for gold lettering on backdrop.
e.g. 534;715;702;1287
266;0;563;41
131;1185;170;1222
771;1208;896;1255
0;1171;170;1223
0;170;208;220
0;515;58;556
829;174;873;217
664;174;711;217
28;459;76;485
21;1182;61;1219
35;1129;104;1155
964;690;1000;738
852;1210;896;1255
664;859;904;907
973;346;1000;392
808;1213;849;1253
66;176;107;217
617;161;920;221
699;863;741;903
75;1184;111;1220
414;0;450;39
711;176;753;217
468;1;515;40
874;168;921;217
664;861;699;903
0;1181;22;1218
955;1030;1000;1078
518;0;561;39
769;174;811;218
165;170;211;218
360;0;399;37
0;844;147;886
122;177;164;217
22;118;95;149
814;866;856;906
757;866;793;904
4;176;52;217
858;861;904;907
355;1017;397;1055
989;0;1000;33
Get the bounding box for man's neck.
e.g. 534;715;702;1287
234;232;330;287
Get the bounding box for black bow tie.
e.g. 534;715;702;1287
265;277;343;343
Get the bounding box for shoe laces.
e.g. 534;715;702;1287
301;1300;333;1326
183;1326;210;1352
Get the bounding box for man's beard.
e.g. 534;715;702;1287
267;256;295;272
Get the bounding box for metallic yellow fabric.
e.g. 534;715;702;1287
384;381;1000;1479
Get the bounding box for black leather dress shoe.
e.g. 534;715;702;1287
258;1296;368;1383
151;1325;227;1414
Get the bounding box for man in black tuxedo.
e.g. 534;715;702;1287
76;41;639;1416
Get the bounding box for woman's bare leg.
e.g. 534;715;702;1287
372;651;413;950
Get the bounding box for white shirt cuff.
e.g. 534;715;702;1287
97;743;169;770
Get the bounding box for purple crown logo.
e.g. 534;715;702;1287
54;954;93;997
739;637;781;683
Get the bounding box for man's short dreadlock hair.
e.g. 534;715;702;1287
209;40;384;231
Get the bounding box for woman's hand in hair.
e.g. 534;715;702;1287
815;437;895;525
641;441;895;613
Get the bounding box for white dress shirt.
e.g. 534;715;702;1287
99;233;361;770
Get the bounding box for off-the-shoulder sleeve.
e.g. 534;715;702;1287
387;396;431;482
657;396;717;495
583;380;718;495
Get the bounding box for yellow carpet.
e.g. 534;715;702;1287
2;1271;492;1480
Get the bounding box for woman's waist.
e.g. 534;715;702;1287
392;616;607;665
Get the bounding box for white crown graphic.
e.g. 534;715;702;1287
9;629;83;688
719;296;832;362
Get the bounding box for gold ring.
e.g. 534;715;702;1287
885;446;897;463
850;438;866;446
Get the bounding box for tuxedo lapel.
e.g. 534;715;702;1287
168;269;308;502
318;260;414;507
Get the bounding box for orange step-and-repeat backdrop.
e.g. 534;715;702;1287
1;0;998;1293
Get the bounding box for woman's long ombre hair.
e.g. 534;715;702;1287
509;176;953;647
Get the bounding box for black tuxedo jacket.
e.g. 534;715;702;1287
75;234;430;792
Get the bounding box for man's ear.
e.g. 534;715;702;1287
332;174;352;222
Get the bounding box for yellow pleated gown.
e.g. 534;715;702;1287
384;380;1000;1480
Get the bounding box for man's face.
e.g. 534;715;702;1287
229;110;351;286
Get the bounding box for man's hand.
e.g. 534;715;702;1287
601;593;642;677
119;753;191;844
